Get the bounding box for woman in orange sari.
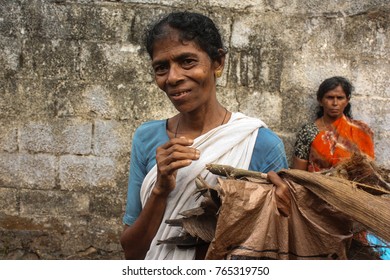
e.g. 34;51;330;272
292;76;387;259
293;76;374;172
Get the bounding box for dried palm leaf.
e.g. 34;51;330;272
279;169;390;242
206;163;390;243
158;178;220;246
323;153;390;192
159;156;390;256
157;233;207;247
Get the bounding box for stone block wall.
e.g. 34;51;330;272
0;0;389;259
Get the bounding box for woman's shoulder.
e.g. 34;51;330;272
257;127;282;143
299;122;318;131
137;119;166;130
294;121;319;147
254;127;286;156
252;127;288;171
135;119;166;135
296;122;319;137
347;118;374;137
293;122;318;160
133;119;168;144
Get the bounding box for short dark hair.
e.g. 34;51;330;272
145;11;227;61
316;76;353;119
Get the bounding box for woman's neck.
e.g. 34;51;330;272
318;114;344;131
173;105;229;139
323;114;344;124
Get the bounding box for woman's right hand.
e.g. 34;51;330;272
154;137;200;196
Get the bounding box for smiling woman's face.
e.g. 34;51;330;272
151;27;222;113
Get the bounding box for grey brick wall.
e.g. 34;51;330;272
0;0;389;259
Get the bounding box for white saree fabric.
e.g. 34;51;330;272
140;112;266;260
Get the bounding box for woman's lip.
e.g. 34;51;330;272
170;90;191;101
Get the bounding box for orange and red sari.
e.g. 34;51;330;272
308;115;374;172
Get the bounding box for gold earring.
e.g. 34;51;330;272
215;70;222;78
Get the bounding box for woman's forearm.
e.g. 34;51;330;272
292;156;309;170
120;190;169;259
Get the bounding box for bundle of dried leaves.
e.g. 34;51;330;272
157;153;390;259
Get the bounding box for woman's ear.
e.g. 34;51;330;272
213;49;226;77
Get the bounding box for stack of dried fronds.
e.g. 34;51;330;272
322;153;390;194
158;153;390;259
279;170;390;243
157;181;220;248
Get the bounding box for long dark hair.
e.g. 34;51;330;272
145;11;227;62
316;76;353;119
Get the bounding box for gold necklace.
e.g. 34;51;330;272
174;108;228;138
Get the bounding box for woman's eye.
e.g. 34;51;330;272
154;65;168;74
182;59;196;67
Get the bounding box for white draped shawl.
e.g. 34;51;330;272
140;112;266;260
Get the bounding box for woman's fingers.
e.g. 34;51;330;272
158;158;195;176
156;137;200;175
154;137;200;195
267;171;291;217
159;136;193;149
163;145;200;163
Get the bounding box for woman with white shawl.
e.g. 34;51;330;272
120;11;289;260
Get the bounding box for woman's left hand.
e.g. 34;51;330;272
267;171;291;217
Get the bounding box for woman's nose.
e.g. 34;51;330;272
166;64;183;85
